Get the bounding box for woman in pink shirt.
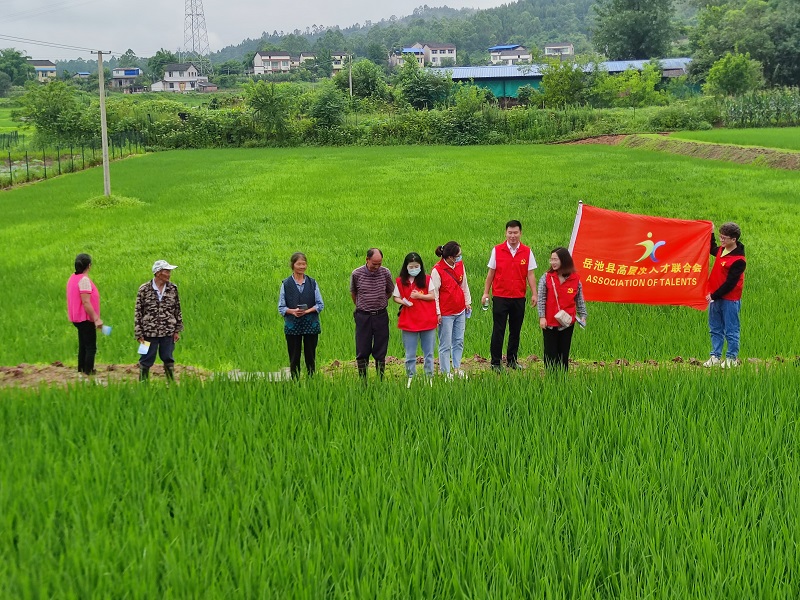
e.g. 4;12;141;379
66;253;102;375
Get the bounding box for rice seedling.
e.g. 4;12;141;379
1;367;799;597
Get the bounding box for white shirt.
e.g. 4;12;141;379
487;242;537;270
152;279;166;302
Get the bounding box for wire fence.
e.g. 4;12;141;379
0;132;145;190
0;131;19;150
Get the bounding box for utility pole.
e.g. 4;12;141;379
97;50;111;197
348;53;353;98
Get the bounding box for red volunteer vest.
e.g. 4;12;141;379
492;242;530;298
433;259;466;316
545;272;580;328
396;275;438;332
708;249;745;301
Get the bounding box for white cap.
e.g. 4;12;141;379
152;259;178;274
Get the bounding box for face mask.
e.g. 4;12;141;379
408;267;421;277
454;256;463;263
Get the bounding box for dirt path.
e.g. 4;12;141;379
2;355;789;389
563;134;800;170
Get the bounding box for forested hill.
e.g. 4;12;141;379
209;0;695;64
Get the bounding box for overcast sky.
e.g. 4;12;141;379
2;0;509;61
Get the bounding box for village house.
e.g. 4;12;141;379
253;52;291;75
150;62;209;92
27;59;57;82
389;47;425;68
544;43;575;59
330;51;349;75
111;67;145;93
489;45;532;65
253;51;315;75
390;42;457;68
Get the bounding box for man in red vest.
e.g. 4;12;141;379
481;220;538;371
704;222;746;369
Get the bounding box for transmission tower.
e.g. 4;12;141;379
183;0;213;74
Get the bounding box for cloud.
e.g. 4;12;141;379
3;0;507;59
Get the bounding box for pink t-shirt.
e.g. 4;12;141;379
66;273;100;323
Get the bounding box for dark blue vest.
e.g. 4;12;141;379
283;276;321;335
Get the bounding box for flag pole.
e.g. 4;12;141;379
568;200;584;253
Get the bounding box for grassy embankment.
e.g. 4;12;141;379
671;127;800;151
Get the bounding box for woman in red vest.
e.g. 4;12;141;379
703;222;746;368
537;247;587;372
392;252;438;387
430;241;472;378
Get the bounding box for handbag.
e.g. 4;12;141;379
550;275;573;329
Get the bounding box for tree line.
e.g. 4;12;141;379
2;0;799;99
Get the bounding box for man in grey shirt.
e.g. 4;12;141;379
350;248;394;379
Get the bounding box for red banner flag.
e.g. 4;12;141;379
568;204;712;310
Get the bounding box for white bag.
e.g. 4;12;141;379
554;309;573;328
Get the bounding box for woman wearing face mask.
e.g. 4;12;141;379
393;252;438;387
537;247;587;372
430;241;471;378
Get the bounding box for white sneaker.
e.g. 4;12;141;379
456;369;468;379
703;356;721;368
406;377;413;388
721;358;740;369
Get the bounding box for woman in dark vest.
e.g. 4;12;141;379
278;252;324;378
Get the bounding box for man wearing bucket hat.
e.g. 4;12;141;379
135;259;184;381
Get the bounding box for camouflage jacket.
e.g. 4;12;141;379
134;280;184;339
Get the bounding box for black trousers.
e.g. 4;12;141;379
354;310;389;371
139;336;175;368
286;334;318;378
542;325;575;371
73;320;97;375
490;297;526;366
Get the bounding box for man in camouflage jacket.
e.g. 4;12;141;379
135;259;184;381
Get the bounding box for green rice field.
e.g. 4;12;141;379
1;145;798;370
0;107;17;132
2;370;799;597
671;127;800;151
2;144;800;597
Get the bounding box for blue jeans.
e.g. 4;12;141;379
438;311;466;374
402;329;436;377
708;298;741;359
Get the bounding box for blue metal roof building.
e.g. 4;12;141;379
488;44;524;51
429;58;692;99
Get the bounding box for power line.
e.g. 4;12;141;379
0;33;119;55
4;0;99;24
